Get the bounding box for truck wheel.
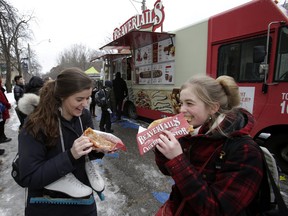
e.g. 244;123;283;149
127;103;138;119
264;134;288;174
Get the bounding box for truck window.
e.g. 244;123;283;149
275;26;288;82
217;37;266;82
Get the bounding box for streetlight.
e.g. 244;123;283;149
130;0;147;13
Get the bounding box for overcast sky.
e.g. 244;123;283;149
7;0;260;73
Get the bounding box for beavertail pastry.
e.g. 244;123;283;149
148;116;194;132
137;113;194;155
84;128;116;152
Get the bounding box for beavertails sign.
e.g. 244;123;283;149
113;0;165;40
136;113;193;155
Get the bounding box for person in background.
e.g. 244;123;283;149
112;72;128;121
98;80;114;133
18;68;105;216
89;85;97;117
13;75;26;130
0;78;12;153
24;76;44;95
13;75;25;102
17;76;44;125
154;75;264;215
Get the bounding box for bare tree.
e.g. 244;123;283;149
0;0;32;92
41;44;104;79
12;21;33;76
57;44;92;69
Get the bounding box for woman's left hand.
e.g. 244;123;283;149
155;130;183;160
71;136;93;159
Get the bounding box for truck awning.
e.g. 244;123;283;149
100;30;175;50
93;53;132;61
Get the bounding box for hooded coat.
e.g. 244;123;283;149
18;93;40;115
155;108;263;216
17;76;44;117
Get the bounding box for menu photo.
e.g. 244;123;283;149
152;62;175;84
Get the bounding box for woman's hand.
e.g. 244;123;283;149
155;130;183;160
70;136;93;159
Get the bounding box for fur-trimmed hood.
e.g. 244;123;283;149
18;93;40;115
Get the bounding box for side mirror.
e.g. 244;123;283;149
259;62;269;76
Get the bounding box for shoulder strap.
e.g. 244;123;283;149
262;150;288;214
218;136;254;169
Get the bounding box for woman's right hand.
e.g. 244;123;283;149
70;136;93;159
156;130;183;160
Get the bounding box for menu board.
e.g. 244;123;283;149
157;38;175;63
134;37;175;85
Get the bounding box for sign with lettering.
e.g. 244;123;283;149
113;0;165;40
239;87;255;114
136;113;192;155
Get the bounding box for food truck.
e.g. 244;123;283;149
100;0;288;173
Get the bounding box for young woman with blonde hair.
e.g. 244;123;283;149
155;75;264;215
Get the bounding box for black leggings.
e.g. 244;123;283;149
0;119;7;140
99;108;111;130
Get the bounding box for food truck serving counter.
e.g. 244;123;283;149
100;30;177;120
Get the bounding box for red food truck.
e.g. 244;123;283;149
100;0;288;173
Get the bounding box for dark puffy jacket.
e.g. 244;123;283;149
13;84;25;102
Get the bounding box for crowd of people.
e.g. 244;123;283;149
0;68;272;216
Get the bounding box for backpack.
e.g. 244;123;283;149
95;89;108;107
220;136;288;215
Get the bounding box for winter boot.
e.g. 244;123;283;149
44;173;92;198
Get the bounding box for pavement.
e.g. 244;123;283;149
0;103;25;216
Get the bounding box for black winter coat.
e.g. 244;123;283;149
13;84;25;102
18;109;103;216
113;77;128;100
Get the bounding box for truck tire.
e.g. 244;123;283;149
126;102;138;119
264;134;288;174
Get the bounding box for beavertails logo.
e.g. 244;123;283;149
113;0;165;40
136;113;192;155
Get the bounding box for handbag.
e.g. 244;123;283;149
155;145;223;216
